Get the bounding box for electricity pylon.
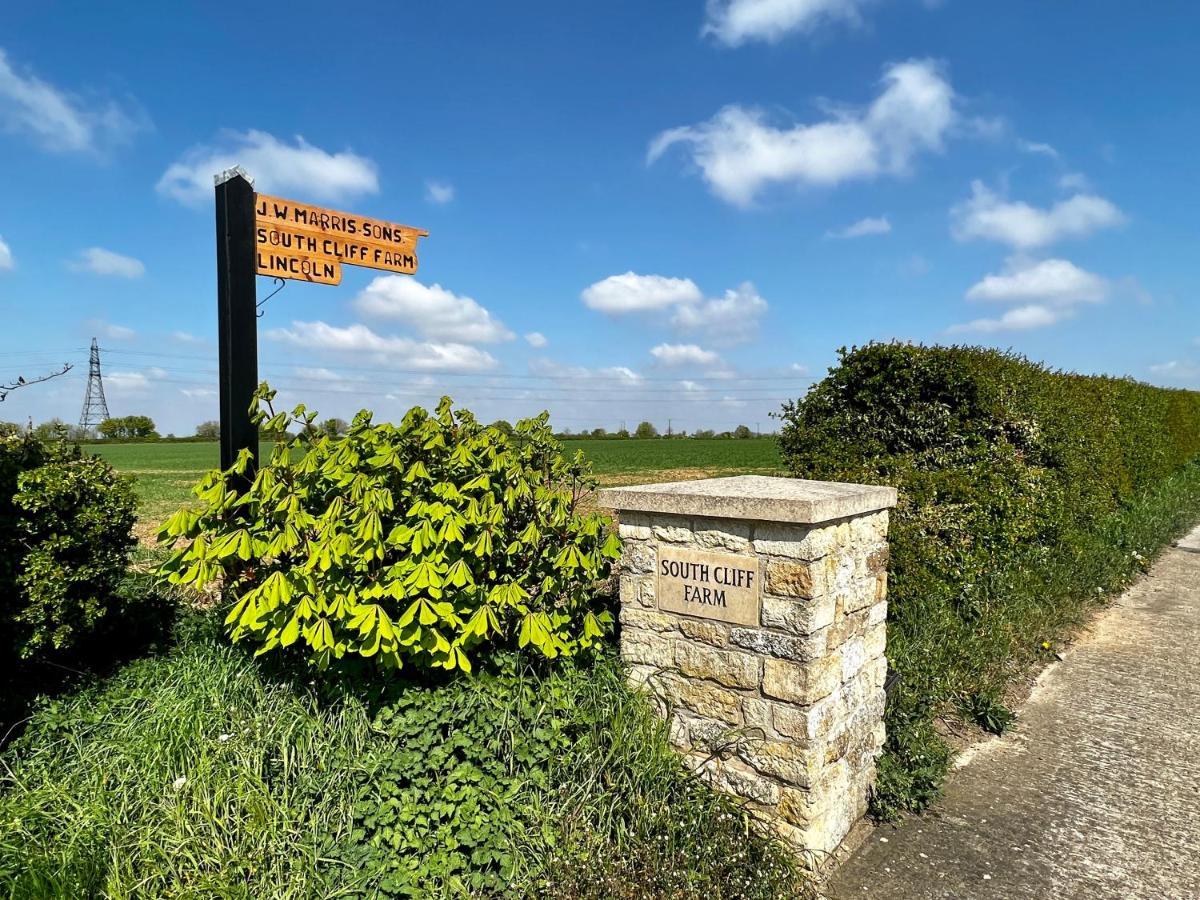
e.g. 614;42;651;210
78;338;110;430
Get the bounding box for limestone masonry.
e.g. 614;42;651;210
598;475;897;867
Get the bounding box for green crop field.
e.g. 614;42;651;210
92;438;783;532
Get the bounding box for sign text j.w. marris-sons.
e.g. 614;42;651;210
655;546;761;626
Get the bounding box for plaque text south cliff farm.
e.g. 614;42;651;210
655;545;761;626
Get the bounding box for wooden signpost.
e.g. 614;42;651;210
215;167;426;474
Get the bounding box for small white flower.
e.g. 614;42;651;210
218;733;233;743
172;776;187;791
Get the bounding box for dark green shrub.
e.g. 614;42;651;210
0;435;137;659
160;386;619;674
778;343;1200;816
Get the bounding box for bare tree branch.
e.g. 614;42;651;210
0;363;73;402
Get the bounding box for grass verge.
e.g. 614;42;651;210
0;626;808;899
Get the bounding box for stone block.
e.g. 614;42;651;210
765;557;835;599
621;627;674;668
836;576;881;615
675;640;760;689
741;697;772;733
752;522;837;561
864;621;887;659
626;663;657;690
652;523;695;544
694;517;752;552
677;618;731;648
620;574;655;608
840;636;867;683
867;599;888;627
624;542;656;575
619;606;676;633
760;594;837;636
773;691;845;744
694;755;781;806
762;655;842;705
730;626;825;661
741;738;818;788
826;609;870;649
660;674;744;725
618;522;652;541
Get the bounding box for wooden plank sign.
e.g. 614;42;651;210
254;193;428;283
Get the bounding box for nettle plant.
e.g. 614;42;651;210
159;386;618;673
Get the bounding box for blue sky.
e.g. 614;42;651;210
1;0;1197;435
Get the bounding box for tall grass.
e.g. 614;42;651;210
0;630;808;899
0;635;374;898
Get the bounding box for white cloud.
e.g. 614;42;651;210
0;48;146;154
1017;139;1058;158
0;235;12;271
582;272;703;313
530;357;644;385
70;247;145;279
171;330;204;344
425;180;454;204
1149;360;1200;381
106;368;164;393
524;331;548;348
1058;172;1091;192
790;362;810;374
650;343;722;367
157;130;378;206
949;257;1110;334
649;59;955;207
965;257;1109;306
827;215;891;238
87;320;136;340
951;181;1124;249
181;387;217;400
266;320;497;371
353;276;513;344
946;304;1067;334
670;282;768;345
703;0;869;46
581;273;767;345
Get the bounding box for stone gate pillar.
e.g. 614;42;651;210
598;475;896;865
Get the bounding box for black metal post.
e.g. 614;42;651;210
215;170;259;478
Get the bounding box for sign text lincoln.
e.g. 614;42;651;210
254;193;429;284
656;546;760;626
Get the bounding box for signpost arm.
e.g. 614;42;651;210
214;168;259;478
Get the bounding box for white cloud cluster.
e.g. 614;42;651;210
581;272;768;345
157;130;378;205
0;235;12;271
1149;360;1200;381
86;320;136;340
582;272;703;312
425;180;455;204
827;215;891;239
703;0;870;46
948;257;1109;334
266;320;497;372
70;247;145;279
0;48;146;154
530;358;644;385
650;343;722;367
524;331;548;348
353;276;514;344
951;181;1124;249
649;59;955;207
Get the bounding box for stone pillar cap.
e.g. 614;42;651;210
598;474;896;525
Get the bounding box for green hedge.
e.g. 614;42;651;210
778;343;1200;816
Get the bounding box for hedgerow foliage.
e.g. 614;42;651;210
778;343;1200;816
0;434;137;660
160;386;619;674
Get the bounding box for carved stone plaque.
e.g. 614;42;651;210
655;545;761;626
